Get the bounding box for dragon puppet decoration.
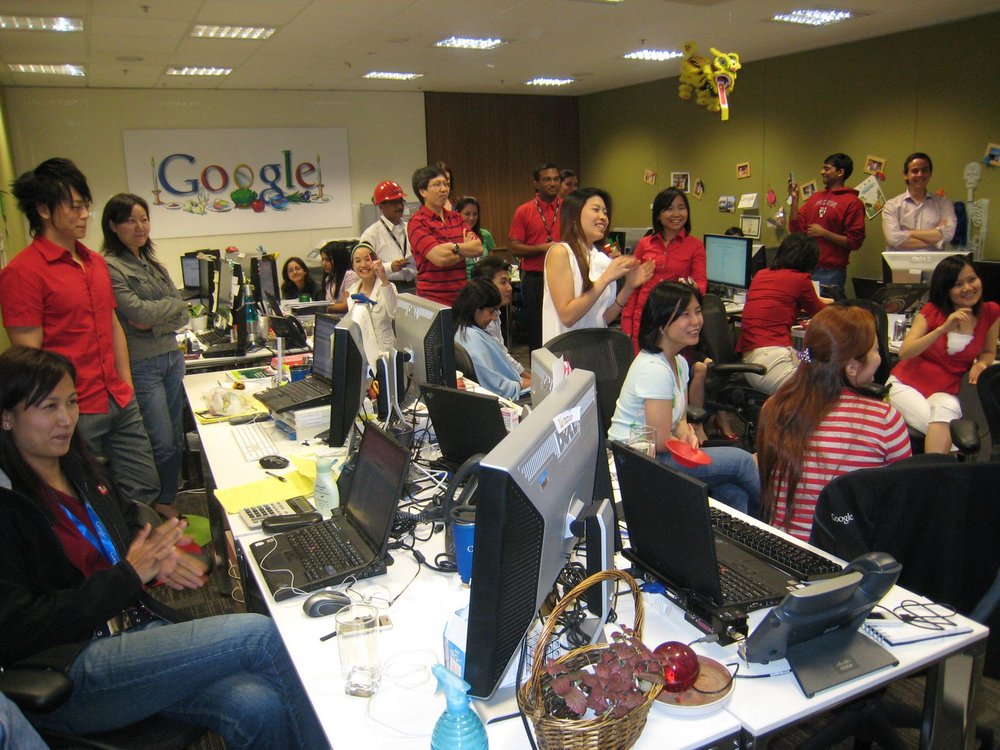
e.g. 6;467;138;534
677;42;742;121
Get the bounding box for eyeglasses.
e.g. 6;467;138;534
427;180;451;190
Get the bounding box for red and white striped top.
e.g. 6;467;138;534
770;389;912;541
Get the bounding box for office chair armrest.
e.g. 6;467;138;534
855;383;890;400
686;406;709;424
950;418;980;457
0;667;74;712
708;362;766;377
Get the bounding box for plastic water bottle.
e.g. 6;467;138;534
243;283;260;346
313;456;339;517
430;664;488;750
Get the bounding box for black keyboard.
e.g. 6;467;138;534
710;509;843;581
287;519;364;582
196;328;232;346
719;563;780;605
253;377;331;413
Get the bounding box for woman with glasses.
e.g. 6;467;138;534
102;194;187;519
407;165;483;305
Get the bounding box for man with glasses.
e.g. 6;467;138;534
509;162;563;350
0;158;161;512
407;165;482;305
359;179;416;291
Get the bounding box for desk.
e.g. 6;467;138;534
186;379;987;749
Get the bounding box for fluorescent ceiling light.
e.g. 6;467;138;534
0;15;82;31
435;36;506;50
166;66;232;76
773;9;853;26
8;63;84;76
363;71;423;80
623;49;683;61
526;77;574;87
191;25;275;40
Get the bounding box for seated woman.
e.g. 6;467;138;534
608;281;760;515
319;242;355;314
888;254;999;453
453;279;523;401
0;346;326;749
757;306;912;541
542;187;653;344
737;233;832;394
345;241;397;364
280;256;320;301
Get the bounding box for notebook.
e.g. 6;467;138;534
610;441;796;611
420;383;509;469
254;313;338;413
862;615;972;647
249;423;410;600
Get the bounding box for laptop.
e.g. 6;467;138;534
253;313;338;413
610;441;795;611
420;383;509;469
249;423;410;601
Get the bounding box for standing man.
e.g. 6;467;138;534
0;158;162;511
510;163;562;350
787;153;866;290
882;152;956;251
407;165;482;305
359;180;416;291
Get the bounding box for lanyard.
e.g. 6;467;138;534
534;197;559;242
59;498;121;565
380;218;409;258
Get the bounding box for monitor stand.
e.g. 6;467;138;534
473;686;522;725
786;627;898;698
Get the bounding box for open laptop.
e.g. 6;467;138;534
253;313;337;413
249;423;410;601
420;383;509;469
610;441;796;611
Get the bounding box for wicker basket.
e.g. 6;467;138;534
517;569;662;750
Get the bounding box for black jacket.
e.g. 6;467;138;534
0;454;182;670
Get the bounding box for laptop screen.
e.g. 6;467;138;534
312;314;337;380
344;425;409;553
181;255;200;289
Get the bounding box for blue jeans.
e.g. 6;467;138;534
0;693;48;750
77;395;161;507
812;267;847;291
29;614;328;750
132;349;186;507
658;446;760;516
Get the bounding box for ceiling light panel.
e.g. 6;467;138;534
623;49;683;61
526;77;574;87
363;71;423;80
0;16;82;32
773;9;854;26
166;66;232;76
8;63;84;76
191;25;276;40
435;36;506;50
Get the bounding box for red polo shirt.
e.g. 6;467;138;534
508;196;562;273
0;235;133;413
407;205;468;305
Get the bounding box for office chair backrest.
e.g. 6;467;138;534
698;294;740;366
976;364;1000;460
453;341;478;385
837;299;891;385
544;327;634;430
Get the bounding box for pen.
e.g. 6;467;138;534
319;630;337;642
265;471;287;483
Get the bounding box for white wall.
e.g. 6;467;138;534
2;87;426;284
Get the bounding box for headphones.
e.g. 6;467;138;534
441;453;485;558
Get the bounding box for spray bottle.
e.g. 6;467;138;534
430;664;488;750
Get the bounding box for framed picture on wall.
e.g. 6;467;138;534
740;214;761;239
984;143;1000;168
736;162;751;179
671;172;690;192
864;155;886;175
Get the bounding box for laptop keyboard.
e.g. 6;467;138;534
196;328;232;346
287;519;364;582
254;377;331;412
231;422;278;462
710;509;843;581
718;563;779;604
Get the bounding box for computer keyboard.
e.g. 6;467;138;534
710;508;843;581
232;422;279;462
718;564;782;605
196;327;232;346
287;519;365;582
253;377;332;413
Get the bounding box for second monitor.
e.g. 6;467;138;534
704;233;752;292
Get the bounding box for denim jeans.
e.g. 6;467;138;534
77;395;161;507
658;446;760;517
131;349;186;507
0;693;48;750
29;614;328;750
811;266;847;291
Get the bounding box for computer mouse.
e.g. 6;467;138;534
302;589;352;618
259;454;290;470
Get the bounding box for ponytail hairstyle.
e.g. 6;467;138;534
559;187;612;294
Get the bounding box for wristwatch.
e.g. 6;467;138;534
452;243;461;257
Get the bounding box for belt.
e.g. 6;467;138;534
94;603;162;639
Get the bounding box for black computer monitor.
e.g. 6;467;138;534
317;315;371;448
394;293;457;395
197;256;216;311
252;255;280;307
464;369;614;700
704;233;752;290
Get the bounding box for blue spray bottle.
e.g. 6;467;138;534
430;664;488;750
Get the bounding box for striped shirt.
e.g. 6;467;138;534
770;390;911;541
407;205;467;305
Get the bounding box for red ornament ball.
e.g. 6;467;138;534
654;641;701;692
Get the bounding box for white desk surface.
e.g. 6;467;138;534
186;375;988;749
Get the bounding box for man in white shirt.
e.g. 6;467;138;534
359;180;416;290
882;152;957;251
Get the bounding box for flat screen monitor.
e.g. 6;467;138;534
612;226;650;253
252;255;280;308
310;313;338;381
197;257;216;311
530;346;566;409
464;369;612;699
320;315;371;448
213;258;236;318
881;250;970;284
749;243;774;279
180;255;200;289
704;233;752;289
394;293;457;395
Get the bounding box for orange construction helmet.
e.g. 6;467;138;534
372;180;406;204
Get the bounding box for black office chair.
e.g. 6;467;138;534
0;666;205;750
697;294;767;450
453;341;479;385
544;327;634;432
976;364;1000;461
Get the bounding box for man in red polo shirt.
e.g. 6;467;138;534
509;163;562;350
0;158;161;511
407;165;483;305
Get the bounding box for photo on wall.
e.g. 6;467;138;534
671;172;690;193
740;214;761;239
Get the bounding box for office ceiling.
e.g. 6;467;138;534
0;0;994;96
